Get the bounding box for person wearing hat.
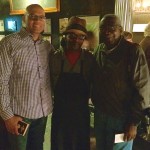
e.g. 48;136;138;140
92;14;150;150
50;16;98;150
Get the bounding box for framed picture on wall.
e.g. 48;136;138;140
7;20;17;31
44;19;51;34
0;20;4;31
4;15;22;32
9;0;60;15
59;18;68;34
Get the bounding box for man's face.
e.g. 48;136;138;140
99;18;122;46
65;31;86;51
24;6;46;36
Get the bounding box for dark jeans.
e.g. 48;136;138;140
94;108;133;150
0;116;47;150
0;117;9;150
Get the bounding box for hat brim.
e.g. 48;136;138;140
63;23;87;35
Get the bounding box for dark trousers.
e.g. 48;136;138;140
0;117;9;150
0;116;47;150
94;108;133;150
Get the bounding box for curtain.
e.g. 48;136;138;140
115;0;133;32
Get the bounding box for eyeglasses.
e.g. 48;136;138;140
27;14;46;21
66;33;86;41
99;25;121;33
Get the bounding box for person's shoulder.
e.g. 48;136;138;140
123;39;140;49
50;49;63;64
95;43;104;50
41;39;56;53
43;39;53;48
93;43;104;56
83;49;93;56
126;41;145;58
51;49;63;57
82;50;97;66
130;42;140;49
83;49;95;60
2;32;19;40
0;32;20;46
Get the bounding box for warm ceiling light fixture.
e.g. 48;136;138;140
133;0;150;13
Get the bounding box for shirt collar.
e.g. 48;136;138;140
19;28;45;43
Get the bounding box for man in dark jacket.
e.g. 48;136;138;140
92;14;150;150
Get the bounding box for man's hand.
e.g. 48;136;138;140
4;116;23;135
124;124;137;141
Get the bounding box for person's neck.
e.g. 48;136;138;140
105;37;122;53
26;28;40;41
108;37;121;49
32;34;40;41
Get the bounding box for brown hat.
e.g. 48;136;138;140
63;16;87;35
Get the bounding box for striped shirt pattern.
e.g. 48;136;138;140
0;28;53;120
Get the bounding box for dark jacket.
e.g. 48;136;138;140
92;38;150;125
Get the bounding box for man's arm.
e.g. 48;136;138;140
0;38;23;135
125;44;150;141
0;38;14;120
133;45;150;110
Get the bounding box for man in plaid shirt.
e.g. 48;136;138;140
0;4;54;150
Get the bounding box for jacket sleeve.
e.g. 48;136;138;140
129;44;150;125
0;38;14;120
133;45;150;109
